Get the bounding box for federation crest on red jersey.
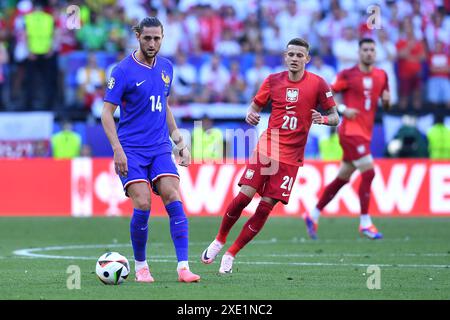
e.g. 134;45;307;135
286;88;299;102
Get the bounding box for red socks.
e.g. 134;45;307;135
228;200;274;257
216;192;252;244
359;169;375;214
316;177;348;211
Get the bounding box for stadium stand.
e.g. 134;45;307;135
0;0;449;159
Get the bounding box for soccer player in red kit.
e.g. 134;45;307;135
303;38;390;240
200;38;340;273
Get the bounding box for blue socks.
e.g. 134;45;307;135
130;203;188;263
166;201;189;262
130;208;150;262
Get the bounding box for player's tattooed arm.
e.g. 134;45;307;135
246;102;263;126
325;106;340;126
311;106;340;126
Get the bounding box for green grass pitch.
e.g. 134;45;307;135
0;216;449;300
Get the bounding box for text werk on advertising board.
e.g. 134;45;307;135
0;159;448;216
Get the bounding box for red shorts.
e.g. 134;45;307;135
339;135;371;162
399;75;421;96
238;153;299;205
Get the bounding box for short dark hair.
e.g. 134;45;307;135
287;38;310;51
359;38;375;47
133;17;164;34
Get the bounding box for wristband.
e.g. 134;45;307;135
337;104;347;113
322;116;329;125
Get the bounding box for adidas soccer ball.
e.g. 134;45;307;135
96;252;130;285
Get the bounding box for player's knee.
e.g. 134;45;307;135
160;188;180;205
133;195;151;211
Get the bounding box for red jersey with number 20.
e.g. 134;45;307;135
253;70;336;166
332;65;389;141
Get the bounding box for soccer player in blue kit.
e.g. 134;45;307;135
101;17;200;283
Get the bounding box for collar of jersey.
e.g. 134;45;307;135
132;50;157;69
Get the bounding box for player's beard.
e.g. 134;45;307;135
361;55;374;67
142;47;157;59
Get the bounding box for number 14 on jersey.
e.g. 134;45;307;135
149;95;163;112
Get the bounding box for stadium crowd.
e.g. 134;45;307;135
0;0;449;159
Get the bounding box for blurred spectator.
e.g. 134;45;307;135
104;6;129;53
181;5;201;54
51;121;81;159
375;29;398;106
332;25;359;71
239;12;263;53
197;4;223;53
221;5;244;38
426;113;450;159
171;51;198;105
245;54;272;100
80;143;93;157
89;84;106;120
275;0;311;47
76;11;109;51
319;127;343;161
307;54;336;85
76;53;105;109
426;40;450;109
215;28;241;57
159;9;183;57
24;2;57;109
0;41;7;109
386;115;428;158
261;13;284;55
33;140;50;157
198;54;230;103
316;3;347;42
425;11;450;51
410;0;426;41
9;0;32;108
192;116;224;162
106;50;126;79
396;19;426;110
225;60;246;103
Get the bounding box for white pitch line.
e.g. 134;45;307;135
12;244;450;269
264;253;450;258
234;260;450;269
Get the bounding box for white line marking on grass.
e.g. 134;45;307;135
235;260;450;269
264;253;450;258
12;244;450;269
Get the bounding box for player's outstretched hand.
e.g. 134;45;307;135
343;108;359;120
246;110;261;126
114;147;128;177
178;146;191;167
311;109;325;124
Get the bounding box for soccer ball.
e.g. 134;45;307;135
96;252;130;285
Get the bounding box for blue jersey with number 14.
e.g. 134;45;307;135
104;51;173;155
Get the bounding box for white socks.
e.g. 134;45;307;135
135;260;148;272
310;207;321;223
360;214;373;228
177;261;190;271
136;260;190;272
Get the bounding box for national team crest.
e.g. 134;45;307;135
161;70;171;86
245;169;255;180
286;88;299;102
363;77;373;90
107;77;115;89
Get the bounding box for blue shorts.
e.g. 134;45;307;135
120;149;179;196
